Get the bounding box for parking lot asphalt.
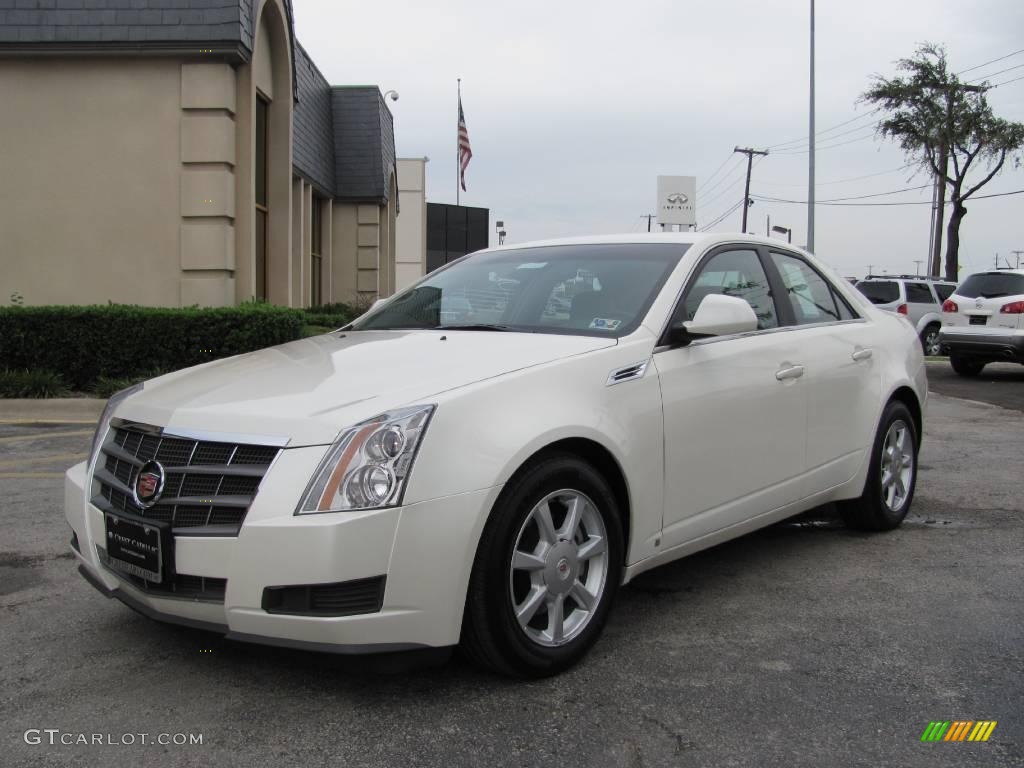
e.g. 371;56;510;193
926;360;1024;412
1;387;1021;767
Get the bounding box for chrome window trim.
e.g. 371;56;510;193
653;318;869;354
110;418;291;448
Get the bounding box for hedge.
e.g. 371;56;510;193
0;304;305;390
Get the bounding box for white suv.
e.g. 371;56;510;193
939;269;1024;376
855;276;957;356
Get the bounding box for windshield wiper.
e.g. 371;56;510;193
432;324;514;332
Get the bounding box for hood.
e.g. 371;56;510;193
116;330;616;446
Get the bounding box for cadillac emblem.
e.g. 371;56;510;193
133;461;166;508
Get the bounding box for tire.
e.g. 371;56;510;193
950;355;985;377
461;453;623;678
920;324;942;357
838;400;919;532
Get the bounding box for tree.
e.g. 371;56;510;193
861;43;1024;280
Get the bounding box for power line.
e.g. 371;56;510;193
757;184;931;203
697;153;738;192
991;74;1024;88
756;162;917;188
957;47;1024;76
768;121;879;153
698;157;746;199
700;155;766;213
699;200;745;231
967;62;1024;84
772;131;877;155
764;110;879;151
751;188;1024;207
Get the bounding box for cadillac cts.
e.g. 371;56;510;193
66;234;926;677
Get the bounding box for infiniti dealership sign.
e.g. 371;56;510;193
656;175;696;227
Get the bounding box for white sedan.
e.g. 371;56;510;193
65;234;926;677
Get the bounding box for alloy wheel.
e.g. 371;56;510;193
880;420;914;512
508;489;608;647
923;329;942;357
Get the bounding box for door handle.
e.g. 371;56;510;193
852;348;873;362
775;364;805;381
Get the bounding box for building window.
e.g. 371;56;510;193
255;95;269;300
310;197;323;307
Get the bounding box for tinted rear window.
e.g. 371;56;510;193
957;272;1024;299
855;281;900;304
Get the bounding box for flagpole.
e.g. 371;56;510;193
456;78;461;207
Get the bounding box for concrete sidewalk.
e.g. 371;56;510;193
0;398;105;424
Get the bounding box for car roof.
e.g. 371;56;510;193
482;232;811;254
963;269;1024;278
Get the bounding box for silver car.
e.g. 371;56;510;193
855;276;958;355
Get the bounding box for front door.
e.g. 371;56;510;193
654;246;808;550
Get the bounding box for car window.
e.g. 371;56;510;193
677;248;778;330
351;243;687;338
934;283;956;301
855;280;900;305
955;272;1024;299
906;282;936;304
771;251;847;325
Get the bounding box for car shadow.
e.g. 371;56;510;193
99;504;862;691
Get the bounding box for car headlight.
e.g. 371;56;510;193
296;405;435;514
87;382;144;474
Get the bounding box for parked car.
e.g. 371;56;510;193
66;234;926;677
939;268;1024;376
855;275;957;356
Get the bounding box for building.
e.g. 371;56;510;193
426;203;490;273
0;0;401;308
394;157;428;293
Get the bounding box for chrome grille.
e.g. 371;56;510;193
92;423;280;535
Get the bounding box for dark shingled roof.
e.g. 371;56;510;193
292;42;335;196
0;1;251;49
0;0;395;203
332;87;396;203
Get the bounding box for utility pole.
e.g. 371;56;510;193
1011;250;1024;269
807;0;816;253
642;214;655;233
734;146;768;233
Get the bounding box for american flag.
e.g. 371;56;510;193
458;95;473;192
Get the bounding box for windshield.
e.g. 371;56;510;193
855;280;900;305
350;243;688;337
956;272;1024;299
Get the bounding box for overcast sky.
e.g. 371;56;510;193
295;0;1024;278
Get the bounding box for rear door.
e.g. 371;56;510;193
905;281;939;330
768;249;882;495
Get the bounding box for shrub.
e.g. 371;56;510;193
301;301;359;329
0;369;70;398
0;304;304;391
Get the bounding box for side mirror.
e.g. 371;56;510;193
370;298;386;311
666;294;759;346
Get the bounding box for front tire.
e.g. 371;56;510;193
461;453;623;677
950;355;985;377
838;401;918;531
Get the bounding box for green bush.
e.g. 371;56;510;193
301;302;359;329
0;304;304;391
0;369;70;398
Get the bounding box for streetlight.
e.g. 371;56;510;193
383;89;399;103
771;224;792;243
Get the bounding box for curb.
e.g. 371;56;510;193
0;398;106;424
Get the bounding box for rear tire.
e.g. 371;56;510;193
950;355;985;377
838;400;918;532
460;453;623;678
920;324;942;357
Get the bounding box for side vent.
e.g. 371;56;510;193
606;359;650;386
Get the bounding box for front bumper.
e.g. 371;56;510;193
65;458;499;653
939;328;1024;362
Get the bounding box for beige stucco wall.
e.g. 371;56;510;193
395;157;428;293
0;59;184;306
